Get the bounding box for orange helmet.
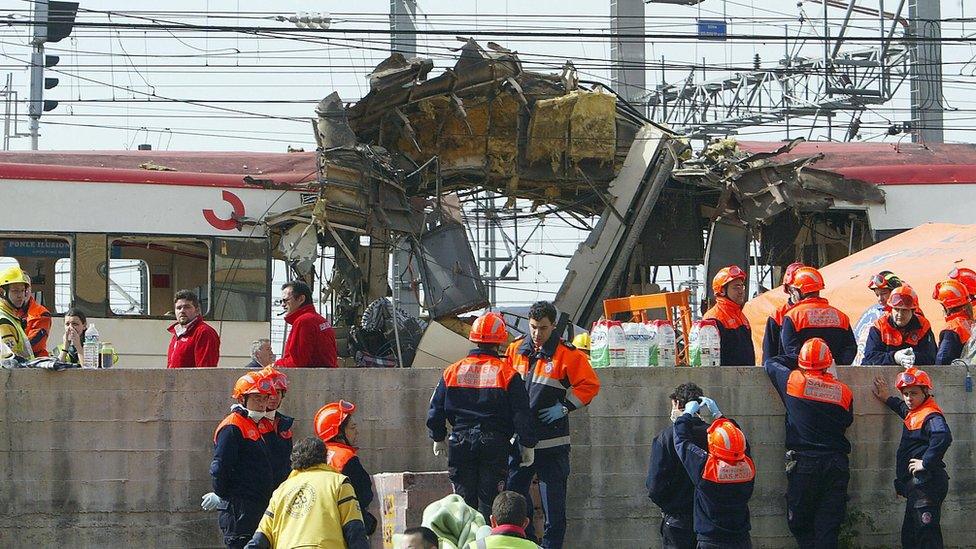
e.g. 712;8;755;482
798;337;833;371
933;279;970;310
707;418;747;462
887;285;919;310
790;267;825;294
868;271;902;291
895;367;933;390
948;267;976;300
782;262;805;294
712;265;747;296
469;311;509;344
260;366;289;392
231;371;276;400
314;399;356;442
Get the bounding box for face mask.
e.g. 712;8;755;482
670;409;682;423
246;409;265;422
264;410;277;421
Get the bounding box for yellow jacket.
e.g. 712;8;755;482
251;463;367;549
0;300;33;360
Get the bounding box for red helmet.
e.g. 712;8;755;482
933;279;970;310
798;337;833;371
260;366;289;392
868;271;903;291
314;400;356;442
712;265;747;296
707;418;747;462
887;285;919;310
790;267;825;294
231;371;276;400
782;262;805;294
895;367;933;390
948;267;976;300
469;311;509;344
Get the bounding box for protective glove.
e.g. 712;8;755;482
700;397;722;418
894;348;915;368
520;446;535;468
433;440;447;457
683;399;702;416
538;403;568;424
200;492;223;511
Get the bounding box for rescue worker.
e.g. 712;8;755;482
245;437;369;549
428;311;537;523
674;398;755;549
862;286;937;367
314;399;378;536
762;262;805;363
703;265;755;365
570;332;590;352
275;281;338;368
16;274;51;357
505;301;600;548
872;368;952;548
0;265;34;360
852;271;904;365
257;367;294;488
764;338;853;548
465;491;540;549
780;266;857;365
948;266;976;306
166;289;220;367
204;371;276;549
646;382;708;549
932;280;974;365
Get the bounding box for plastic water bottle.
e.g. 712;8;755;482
656;321;676;368
645;321;659;366
83;323;100;369
589;321;610;368
607;321;627;367
699;321;722;367
623;322;651;367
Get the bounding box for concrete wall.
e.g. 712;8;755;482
1;366;974;548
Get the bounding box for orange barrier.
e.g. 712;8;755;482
603;289;693;365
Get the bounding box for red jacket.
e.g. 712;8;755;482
275;304;337;368
166;316;220;368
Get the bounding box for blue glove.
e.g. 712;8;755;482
538;403;568;424
683;400;702;415
700;397;722;418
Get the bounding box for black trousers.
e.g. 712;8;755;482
785;454;850;549
697;538;752;549
660;514;696;549
902;474;948;549
447;428;511;523
217;497;266;549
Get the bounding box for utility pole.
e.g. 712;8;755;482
908;0;944;143
390;0;418;58
29;1;78;150
609;0;646;106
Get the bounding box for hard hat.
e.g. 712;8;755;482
798;337;833;371
231;371;276;400
948;267;976;300
706;418;747;463
0;265;29;288
933;279;970;310
868;270;902;291
895;367;933;390
790;267;825;294
572;332;591;350
260;366;289;392
314;400;356;442
887;285;919;310
782;262;805;294
469;311;508;344
712;265;747;296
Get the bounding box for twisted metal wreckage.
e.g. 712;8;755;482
267;39;891;365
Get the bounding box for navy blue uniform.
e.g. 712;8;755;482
428;349;537;522
647;417;708;549
674;415;754;548
885;396;952;548
780;298;857;365
935;330;963;365
765;357;853;548
703;297;755;366
260;412;294;488
211;406;275;549
762;302;793;363
862;315;937;366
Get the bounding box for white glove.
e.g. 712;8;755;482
894;348;915;368
433;440;447;457
201;492;222;511
520;446;535;468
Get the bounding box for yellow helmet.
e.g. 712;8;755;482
572;332;591;350
0;265;29;287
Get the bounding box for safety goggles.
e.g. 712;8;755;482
725;265;746;279
869;272;898;290
337;399;355;412
949;267;962;280
888;292;917;309
897;372;916;385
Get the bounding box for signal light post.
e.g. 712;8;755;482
29;1;78;150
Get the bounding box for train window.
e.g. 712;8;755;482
213;238;269;322
108;237;210;317
0;235;72;313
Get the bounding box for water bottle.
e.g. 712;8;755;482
83;323;100;369
656;320;676;368
0;340;18;369
700;321;722;367
100;342;115;369
607;321;627;368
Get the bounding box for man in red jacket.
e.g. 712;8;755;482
275;281;337;368
166;289;221;368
